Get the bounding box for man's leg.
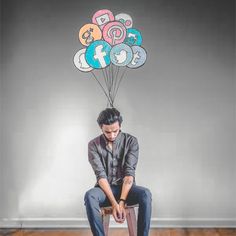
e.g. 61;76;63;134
84;186;122;236
126;185;152;236
84;187;108;236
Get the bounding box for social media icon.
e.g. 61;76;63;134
82;28;94;45
103;21;127;46
124;28;142;46
110;43;133;66
79;24;102;46
115;13;133;29
96;14;109;25
74;48;93;72
92;9;114;29
127;46;147;68
115;50;127;64
85;40;111;69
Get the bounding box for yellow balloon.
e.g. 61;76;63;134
79;23;102;46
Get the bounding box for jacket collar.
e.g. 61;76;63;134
101;131;122;145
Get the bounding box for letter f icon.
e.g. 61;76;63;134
94;45;107;68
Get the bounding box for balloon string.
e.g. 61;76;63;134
112;65;116;99
104;66;113;104
91;71;113;106
110;64;115;100
102;68;109;89
111;64;114;94
111;65;119;102
113;67;128;101
110;64;114;100
112;66;120;101
105;67;110;92
106;66;114;106
109;64;112;92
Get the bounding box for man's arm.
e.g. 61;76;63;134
98;178;117;207
120;175;134;201
118;137;139;213
98;178;124;223
117;176;134;221
88;141;124;223
88;141;107;181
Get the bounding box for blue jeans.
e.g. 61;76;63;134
84;184;152;236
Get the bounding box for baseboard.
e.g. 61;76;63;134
150;218;236;228
1;217;236;228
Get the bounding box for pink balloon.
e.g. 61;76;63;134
92;9;114;29
103;21;127;45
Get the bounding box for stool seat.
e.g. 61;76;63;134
101;204;138;236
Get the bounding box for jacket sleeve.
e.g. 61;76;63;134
88;141;107;182
124;137;139;178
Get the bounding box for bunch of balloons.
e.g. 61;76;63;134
74;9;147;107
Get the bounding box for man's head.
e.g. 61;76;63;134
97;108;123;142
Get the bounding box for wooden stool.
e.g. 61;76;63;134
101;204;138;236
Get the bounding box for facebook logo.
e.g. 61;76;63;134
94;45;107;68
85;40;111;69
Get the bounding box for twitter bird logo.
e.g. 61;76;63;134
110;43;133;66
114;50;127;64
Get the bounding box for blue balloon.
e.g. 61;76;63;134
85;40;111;69
110;43;133;66
124;28;142;46
127;46;147;69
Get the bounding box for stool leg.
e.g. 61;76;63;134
103;214;110;236
126;208;137;236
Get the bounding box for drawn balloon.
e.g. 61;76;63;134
127;46;147;68
74;48;93;72
92;9;115;29
124;28;142;46
79;23;102;46
85;40;112;69
102;21;127;46
110;43;133;67
115;13;133;29
74;9;148;107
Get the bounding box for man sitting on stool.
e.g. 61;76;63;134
84;108;152;236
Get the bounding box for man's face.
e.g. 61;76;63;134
101;121;120;142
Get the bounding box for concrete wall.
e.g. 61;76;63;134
0;0;235;228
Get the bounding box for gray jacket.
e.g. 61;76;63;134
88;132;139;185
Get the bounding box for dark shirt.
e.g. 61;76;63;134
88;131;139;185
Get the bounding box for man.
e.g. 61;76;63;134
84;108;152;236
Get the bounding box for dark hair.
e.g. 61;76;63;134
97;108;123;127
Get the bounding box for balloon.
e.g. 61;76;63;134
102;21;127;46
85;40;111;69
124;28;142;46
127;46;147;68
74;48;93;72
115;13;133;28
92;9;115;29
110;43;133;66
79;23;102;46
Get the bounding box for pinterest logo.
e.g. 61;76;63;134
102;21;127;46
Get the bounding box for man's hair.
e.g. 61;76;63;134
97;108;123;127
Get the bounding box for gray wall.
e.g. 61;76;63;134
0;0;235;228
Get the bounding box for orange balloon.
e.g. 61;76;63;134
79;23;102;46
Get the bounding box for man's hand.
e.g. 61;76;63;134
112;202;126;223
